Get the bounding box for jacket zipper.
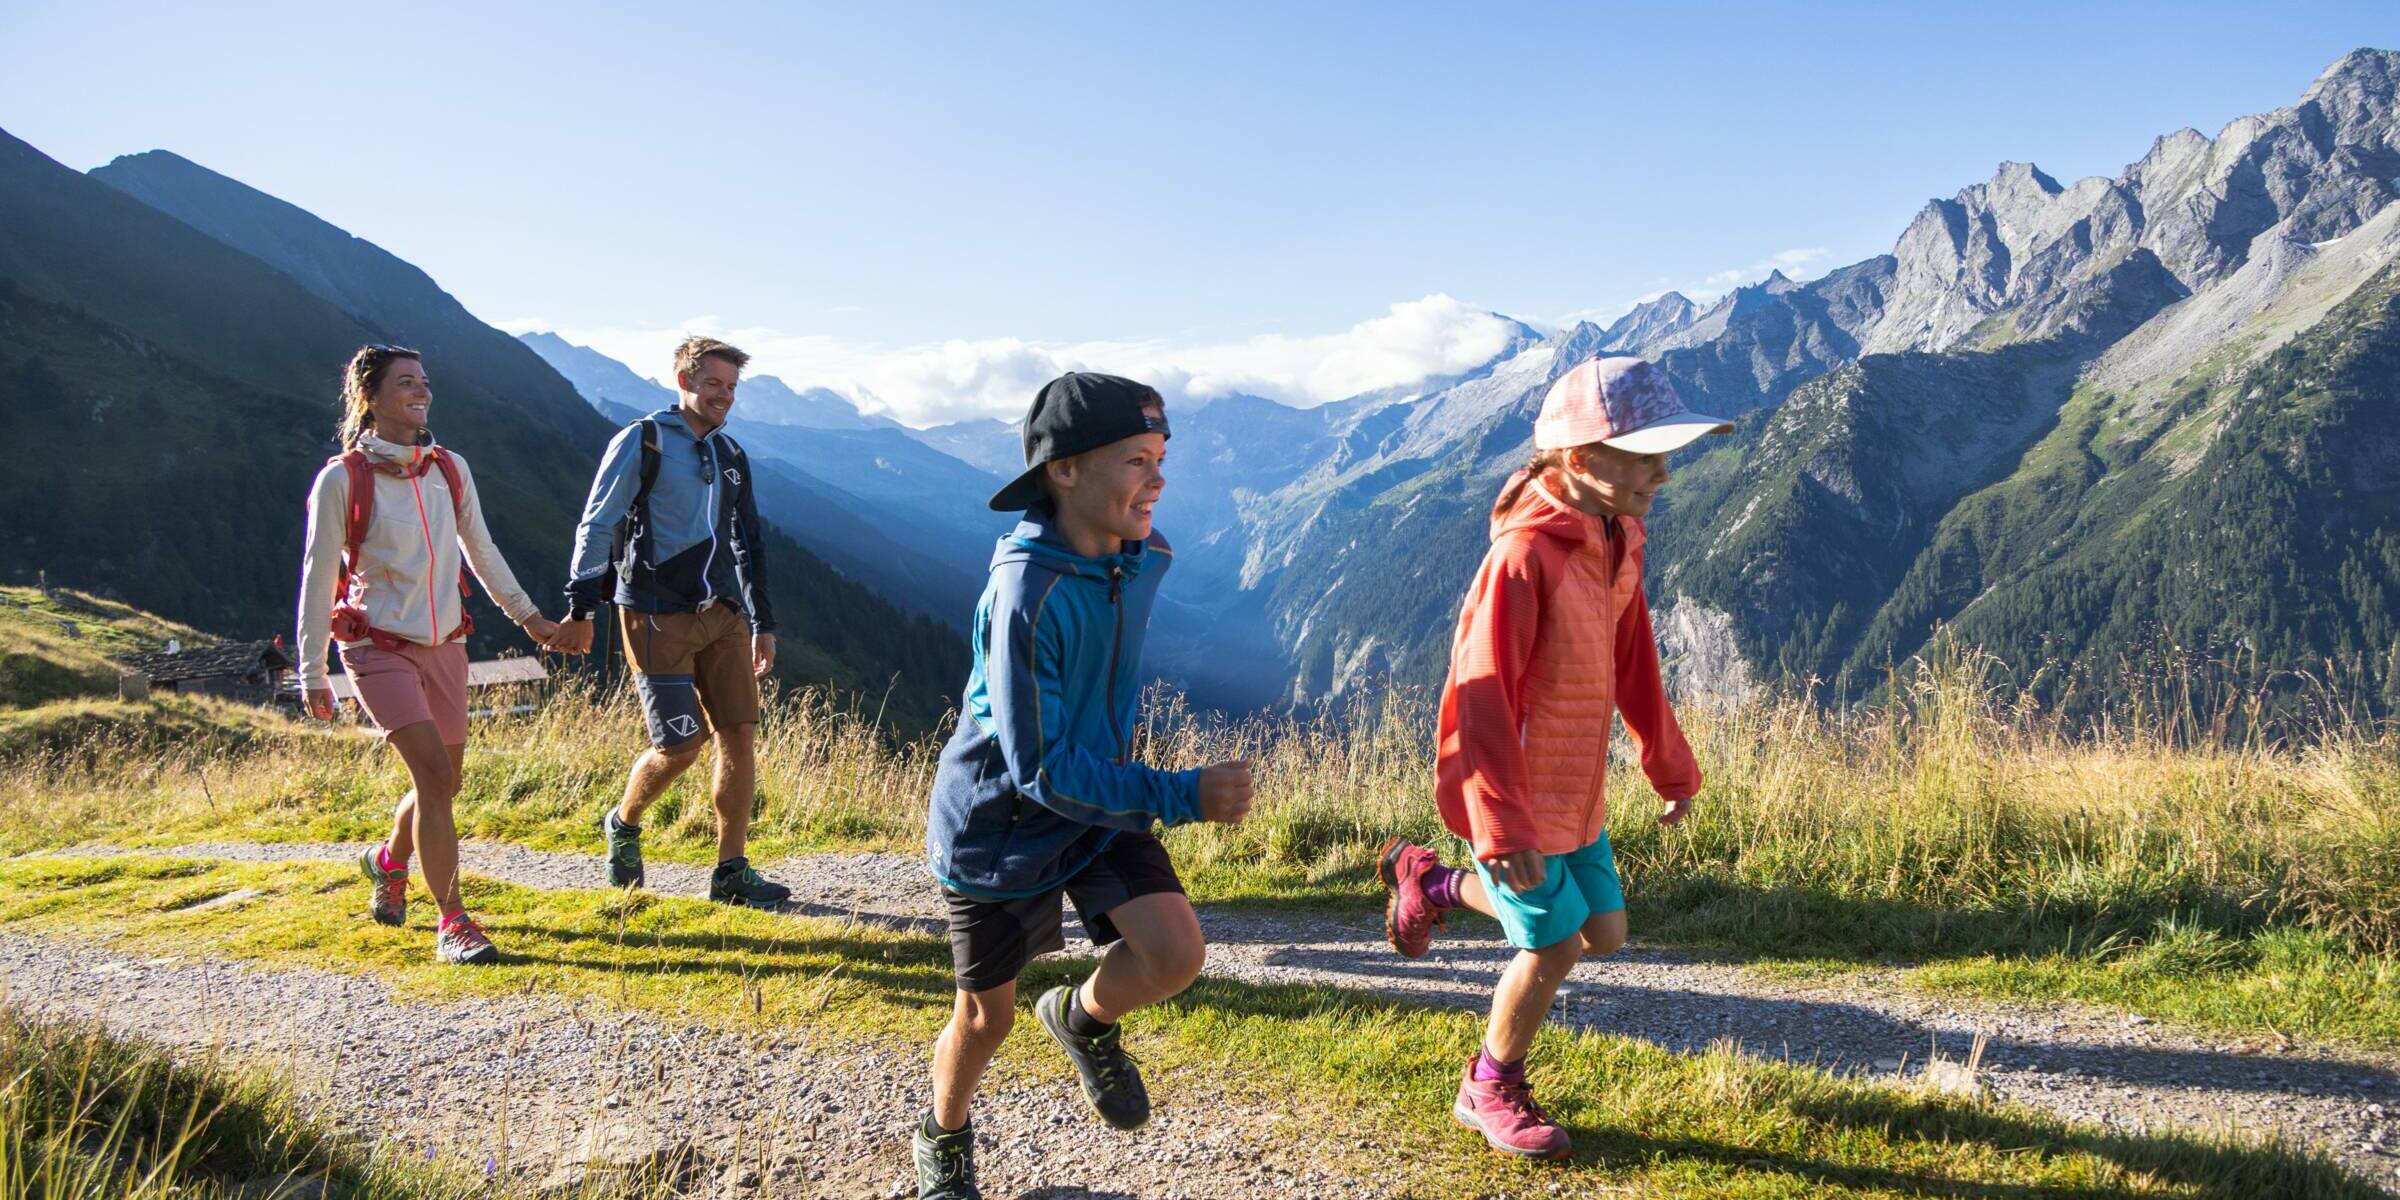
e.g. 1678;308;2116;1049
409;472;442;643
1579;518;1625;811
1107;564;1128;764
697;434;719;603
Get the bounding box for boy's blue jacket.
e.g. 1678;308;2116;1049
926;504;1204;899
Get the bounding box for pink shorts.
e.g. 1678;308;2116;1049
338;640;469;746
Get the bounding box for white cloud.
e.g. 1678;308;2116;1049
504;294;1524;428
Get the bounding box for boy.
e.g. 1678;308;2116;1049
913;372;1254;1200
551;335;792;910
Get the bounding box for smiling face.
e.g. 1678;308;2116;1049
1559;441;1671;518
1045;403;1168;557
679;354;741;431
365;355;431;439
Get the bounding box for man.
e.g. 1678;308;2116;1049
553;335;791;908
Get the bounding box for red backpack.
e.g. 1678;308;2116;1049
326;447;476;652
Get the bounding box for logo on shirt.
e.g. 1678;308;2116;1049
723;466;742;486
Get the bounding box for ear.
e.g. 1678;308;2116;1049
1044;456;1078;490
676;371;693;394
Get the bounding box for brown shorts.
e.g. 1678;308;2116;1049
617;604;759;748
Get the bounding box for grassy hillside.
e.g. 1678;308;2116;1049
0;127;964;733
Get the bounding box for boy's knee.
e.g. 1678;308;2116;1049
1143;932;1207;988
953;994;1015;1043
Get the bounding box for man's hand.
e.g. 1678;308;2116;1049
520;613;562;649
1198;760;1254;825
1486;848;1547;892
551;618;594;655
752;632;776;678
1659;796;1696;827
305;687;336;722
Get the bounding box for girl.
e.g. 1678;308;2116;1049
1376;355;1728;1159
296;344;561;965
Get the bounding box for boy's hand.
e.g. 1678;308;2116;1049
752;632;776;678
304;687;336;722
1198;761;1253;824
1659;796;1696;827
1487;849;1548;892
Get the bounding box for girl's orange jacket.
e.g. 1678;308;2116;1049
1434;474;1702;862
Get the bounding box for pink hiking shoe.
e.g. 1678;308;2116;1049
359;845;407;927
1453;1061;1572;1159
1376;836;1446;958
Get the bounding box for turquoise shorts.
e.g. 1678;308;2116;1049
1471;830;1625;950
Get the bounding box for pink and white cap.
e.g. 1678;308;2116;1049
1534;356;1732;454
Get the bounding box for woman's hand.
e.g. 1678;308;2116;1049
520;613;562;648
1486;848;1547;892
1659;796;1696;827
305;687;336;722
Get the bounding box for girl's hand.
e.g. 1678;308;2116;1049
1659;796;1696;827
305;687;336;722
1487;849;1547;892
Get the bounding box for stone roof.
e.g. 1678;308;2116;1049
116;639;296;683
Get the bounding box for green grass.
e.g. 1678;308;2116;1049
6;649;2400;1051
0;585;209;710
0;854;2381;1199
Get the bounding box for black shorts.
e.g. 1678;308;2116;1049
943;832;1185;994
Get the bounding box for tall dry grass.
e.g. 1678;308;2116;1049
2;641;2393;966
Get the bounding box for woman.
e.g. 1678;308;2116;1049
296;344;560;964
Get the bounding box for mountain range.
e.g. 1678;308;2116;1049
513;48;2400;725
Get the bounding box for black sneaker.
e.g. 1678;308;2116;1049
1035;984;1149;1130
602;810;644;888
708;857;791;909
911;1115;980;1199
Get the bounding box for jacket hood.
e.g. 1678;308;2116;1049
991;502;1154;581
354;428;439;471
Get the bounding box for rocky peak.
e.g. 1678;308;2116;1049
1599;290;1699;353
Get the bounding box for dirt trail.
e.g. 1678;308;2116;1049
39;840;2400;1191
0;934;1369;1199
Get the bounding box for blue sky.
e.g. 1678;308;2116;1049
4;2;2392;422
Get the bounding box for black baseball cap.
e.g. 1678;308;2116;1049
987;372;1172;512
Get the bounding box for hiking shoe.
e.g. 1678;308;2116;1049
435;914;499;965
602;810;644;889
708;857;791;909
359;845;408;927
1453;1062;1571;1159
911;1116;981;1199
1035;984;1149;1130
1377;836;1447;958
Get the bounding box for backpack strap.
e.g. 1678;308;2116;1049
427;448;476;604
625;420;662;582
330;451;376;626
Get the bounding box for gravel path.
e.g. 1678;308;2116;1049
53;840;2400;1191
0;935;1370;1199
